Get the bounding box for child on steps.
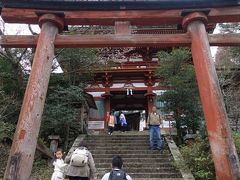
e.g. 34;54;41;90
51;148;67;180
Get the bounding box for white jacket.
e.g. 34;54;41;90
51;159;67;180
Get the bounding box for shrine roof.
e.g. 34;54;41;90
1;0;239;11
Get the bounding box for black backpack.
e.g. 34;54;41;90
108;170;127;180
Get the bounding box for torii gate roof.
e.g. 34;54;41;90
1;0;239;10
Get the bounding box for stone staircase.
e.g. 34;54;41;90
84;132;185;180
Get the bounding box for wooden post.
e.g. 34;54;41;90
4;14;64;180
145;88;155;120
146;93;154;114
183;12;240;180
145;72;155;116
102;91;111;130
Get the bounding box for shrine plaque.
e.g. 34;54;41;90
88;121;104;129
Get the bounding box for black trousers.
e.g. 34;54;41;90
68;176;89;180
108;126;114;134
121;125;127;132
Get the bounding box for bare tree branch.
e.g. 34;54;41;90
28;24;38;35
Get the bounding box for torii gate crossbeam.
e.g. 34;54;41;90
1;33;240;48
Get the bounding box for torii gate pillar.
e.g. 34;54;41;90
4;14;64;180
183;12;240;180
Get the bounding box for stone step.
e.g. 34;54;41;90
86;139;150;143
88;146;168;150
86;143;151;147
88;139;151;142
87;134;150;137
86;138;150;141
97;166;178;173
98;177;182;180
96;162;176;168
91;149;170;154
94;157;174;163
90;137;162;141
92;153;172;158
88;143;150;147
86;135;155;139
88;144;167;147
136;179;182;180
87;144;166;148
86;136;150;139
130;172;182;178
87;138;164;141
82;134;184;180
98;172;182;178
86;141;151;145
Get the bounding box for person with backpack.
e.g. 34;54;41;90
101;156;132;180
65;141;97;180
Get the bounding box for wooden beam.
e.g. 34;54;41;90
1;33;240;48
1;6;240;25
85;86;169;92
208;34;240;46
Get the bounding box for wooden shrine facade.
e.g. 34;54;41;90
1;1;240;180
84;59;162;128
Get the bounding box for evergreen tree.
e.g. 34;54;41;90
156;48;204;144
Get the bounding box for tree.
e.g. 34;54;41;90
0;47;33;127
216;23;240;131
156;48;203;144
0;47;34;146
40;46;100;150
57;48;99;85
0;24;102;150
41;77;86;150
216;23;240;65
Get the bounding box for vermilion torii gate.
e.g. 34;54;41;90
0;1;240;180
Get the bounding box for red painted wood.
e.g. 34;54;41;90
1;33;240;48
103;90;111;130
187;15;240;179
4;17;62;179
84;86;169;92
2;7;240;25
146;86;155;115
115;21;131;35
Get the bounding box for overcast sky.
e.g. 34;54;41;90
4;23;40;35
